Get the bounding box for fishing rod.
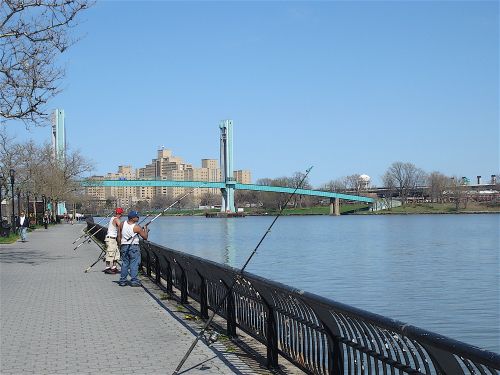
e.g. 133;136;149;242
83;184;206;272
172;167;313;375
72;211;114;244
126;183;207;239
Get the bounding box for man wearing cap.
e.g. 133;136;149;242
118;211;149;287
104;208;123;274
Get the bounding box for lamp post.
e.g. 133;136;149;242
34;195;37;225
26;191;30;226
9;169;15;231
16;188;21;218
0;173;4;223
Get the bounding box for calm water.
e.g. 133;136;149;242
98;214;499;352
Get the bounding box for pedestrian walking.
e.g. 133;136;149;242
43;211;49;229
118;211;149;287
16;211;29;242
104;207;123;274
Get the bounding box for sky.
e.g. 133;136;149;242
4;0;499;186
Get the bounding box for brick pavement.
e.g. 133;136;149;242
0;223;246;374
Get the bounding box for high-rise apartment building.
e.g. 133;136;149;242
84;147;251;206
234;170;251;184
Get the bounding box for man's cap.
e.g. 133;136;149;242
115;207;124;215
128;210;139;219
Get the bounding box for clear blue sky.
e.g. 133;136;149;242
6;1;499;186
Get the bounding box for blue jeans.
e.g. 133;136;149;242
119;244;141;284
19;227;27;241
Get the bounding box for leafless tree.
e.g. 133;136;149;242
427;171;451;203
0;130;93;210
344;174;362;195
1;0;92;127
291;171;311;208
321;178;347;193
382;161;427;204
200;192;219;207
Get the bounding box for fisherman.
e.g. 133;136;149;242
118;211;149;287
103;207;123;274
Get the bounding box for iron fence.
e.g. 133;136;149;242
87;220;500;375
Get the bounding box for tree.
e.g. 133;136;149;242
382;162;427;204
1;0;92;127
0;129;93;211
200;192;219;207
427;172;451;203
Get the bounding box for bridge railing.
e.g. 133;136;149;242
86;220;500;375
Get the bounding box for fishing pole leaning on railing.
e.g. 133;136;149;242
83;184;206;273
172;167;313;375
72;211;115;245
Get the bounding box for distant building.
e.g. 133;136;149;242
85;147;252;204
234;170;251;184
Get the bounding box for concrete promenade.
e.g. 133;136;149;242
0;223;245;374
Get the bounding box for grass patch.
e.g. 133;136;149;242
255;204;369;216
0;233;19;244
159;293;171;300
373;202;499;214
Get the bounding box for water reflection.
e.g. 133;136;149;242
222;218;236;266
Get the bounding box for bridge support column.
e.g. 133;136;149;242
329;198;340;216
220;120;236;213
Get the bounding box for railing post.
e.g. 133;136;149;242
155;253;161;285
146;249;152;277
266;306;279;369
180;265;188;304
199;274;209;319
166;260;173;293
221;280;237;338
327;335;343;375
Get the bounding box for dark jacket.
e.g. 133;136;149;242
16;216;29;228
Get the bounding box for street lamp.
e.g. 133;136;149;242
9;169;15;231
16;188;21;218
26;191;30;225
0;173;4;223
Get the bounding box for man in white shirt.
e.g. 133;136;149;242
16;211;29;242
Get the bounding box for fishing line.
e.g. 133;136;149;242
172;166;313;374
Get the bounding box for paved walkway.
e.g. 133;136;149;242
0;224;242;374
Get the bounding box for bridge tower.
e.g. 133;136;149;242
219;120;236;212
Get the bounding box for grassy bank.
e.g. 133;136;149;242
142;202;498;217
0;233;19;244
364;202;499;214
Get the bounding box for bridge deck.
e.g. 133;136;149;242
0;224;242;374
82;180;375;203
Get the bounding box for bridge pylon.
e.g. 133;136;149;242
219;120;236;213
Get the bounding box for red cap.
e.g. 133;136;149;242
115;207;124;215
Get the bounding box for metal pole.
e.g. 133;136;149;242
26;191;30;225
0;180;3;223
16;189;21;217
9;169;15;231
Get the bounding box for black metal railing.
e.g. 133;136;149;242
87;220;500;375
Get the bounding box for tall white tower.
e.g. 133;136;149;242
219;120;236;212
51;109;66;162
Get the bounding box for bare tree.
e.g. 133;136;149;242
382;161;426;204
1;0;92;127
321;178;347;193
344;174;362;195
200;192;219;207
0;131;93;208
427;171;451;203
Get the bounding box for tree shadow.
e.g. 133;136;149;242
0;248;65;265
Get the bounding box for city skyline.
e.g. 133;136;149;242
3;1;498;186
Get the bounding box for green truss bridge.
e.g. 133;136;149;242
81;179;374;215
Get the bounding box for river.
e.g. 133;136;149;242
97;213;499;352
